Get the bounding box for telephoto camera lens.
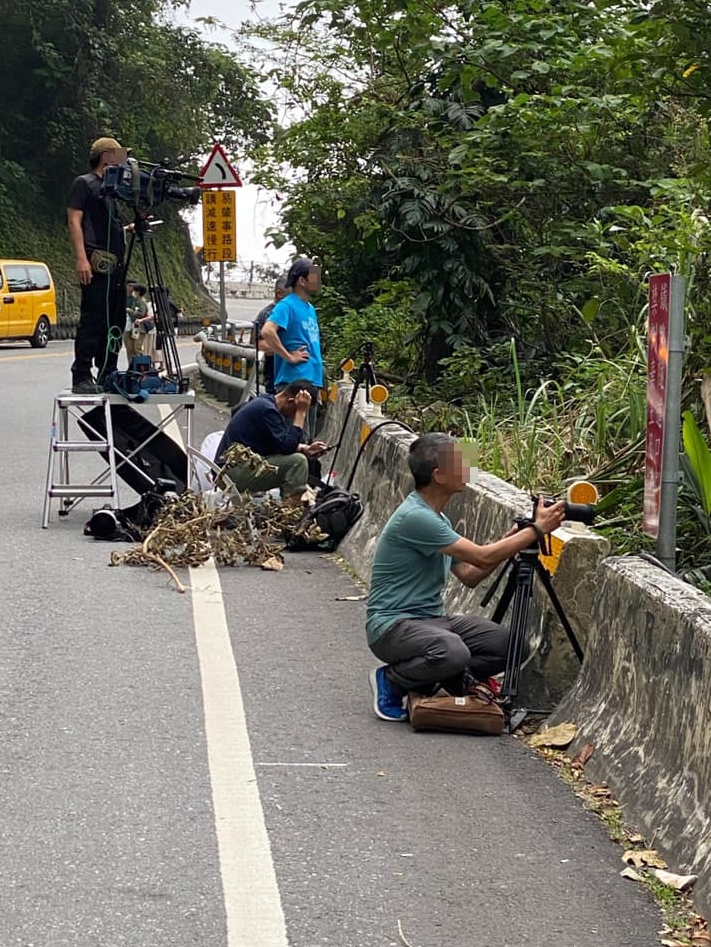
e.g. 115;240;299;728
166;185;202;205
541;495;596;526
87;507;120;539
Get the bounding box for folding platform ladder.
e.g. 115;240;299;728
42;393;120;528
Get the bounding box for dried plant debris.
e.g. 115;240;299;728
109;445;329;590
218;442;278;482
623;849;668;870
528;721;578;749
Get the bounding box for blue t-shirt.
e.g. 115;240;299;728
215;394;303;462
267;294;324;388
366;492;461;646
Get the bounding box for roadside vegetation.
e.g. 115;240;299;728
237;0;711;585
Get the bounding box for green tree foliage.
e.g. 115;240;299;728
243;0;711;381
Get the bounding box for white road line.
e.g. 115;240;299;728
164;407;287;946
190;562;289;947
0;340;196;363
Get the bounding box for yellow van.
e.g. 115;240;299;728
0;259;57;347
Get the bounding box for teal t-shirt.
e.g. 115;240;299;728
366;492;461;646
267;294;324;389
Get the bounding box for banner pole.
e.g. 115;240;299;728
657;274;686;571
219;260;227;341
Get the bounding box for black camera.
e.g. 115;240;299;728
539;495;596;526
101;157;202;211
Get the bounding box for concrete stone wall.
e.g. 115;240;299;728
551;557;711;915
320;384;610;707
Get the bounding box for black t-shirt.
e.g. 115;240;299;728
254;301;276;393
168;299;180;326
67;172;126;261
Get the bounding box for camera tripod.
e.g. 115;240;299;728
123;215;188;392
327;341;378;485
481;535;584;733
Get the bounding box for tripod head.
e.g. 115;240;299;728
361;339;375;363
339;339;375;372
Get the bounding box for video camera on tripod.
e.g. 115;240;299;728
101;157;202;212
100;155;201;395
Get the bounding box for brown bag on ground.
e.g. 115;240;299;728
407;692;505;736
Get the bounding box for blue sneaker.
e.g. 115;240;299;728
369;666;408;722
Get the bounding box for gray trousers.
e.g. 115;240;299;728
223;451;308;498
370;615;519;695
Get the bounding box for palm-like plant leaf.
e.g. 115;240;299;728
682;411;711;518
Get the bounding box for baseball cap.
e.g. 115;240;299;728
90;136;122;158
285;257;315;288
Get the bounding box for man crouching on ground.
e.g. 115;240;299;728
215;382;327;503
366;433;565;721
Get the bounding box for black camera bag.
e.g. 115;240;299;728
286;486;364;552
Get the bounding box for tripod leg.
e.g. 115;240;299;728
327;377;360;484
534;562;584;662
501;557;535;699
487;560;515;624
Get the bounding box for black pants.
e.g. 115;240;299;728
370;614;525;695
71;272;126;384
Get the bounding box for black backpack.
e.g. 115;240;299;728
286;486;364;552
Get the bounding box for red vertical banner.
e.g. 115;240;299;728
643;273;671;537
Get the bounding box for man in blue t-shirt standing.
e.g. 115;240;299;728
366;433;565;721
260;257;324;438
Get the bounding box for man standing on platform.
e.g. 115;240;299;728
67;136;129;393
260;257;324;438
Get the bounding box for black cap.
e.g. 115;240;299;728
285;257;313;288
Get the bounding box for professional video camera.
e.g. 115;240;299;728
101;157;201;211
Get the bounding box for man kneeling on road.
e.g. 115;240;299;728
366;433;565;721
215;383;327;503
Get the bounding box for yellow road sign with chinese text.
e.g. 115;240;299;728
202;189;236;262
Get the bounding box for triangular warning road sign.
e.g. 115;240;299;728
199;143;242;188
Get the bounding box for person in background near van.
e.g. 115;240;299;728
124;283;147;364
124;279;135;313
260;258;324;438
135;291;157;365
253;275;288;394
167;290;183;337
67;136;129;394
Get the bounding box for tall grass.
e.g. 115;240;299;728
458;340;648;499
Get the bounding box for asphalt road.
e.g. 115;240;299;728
0;321;663;947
